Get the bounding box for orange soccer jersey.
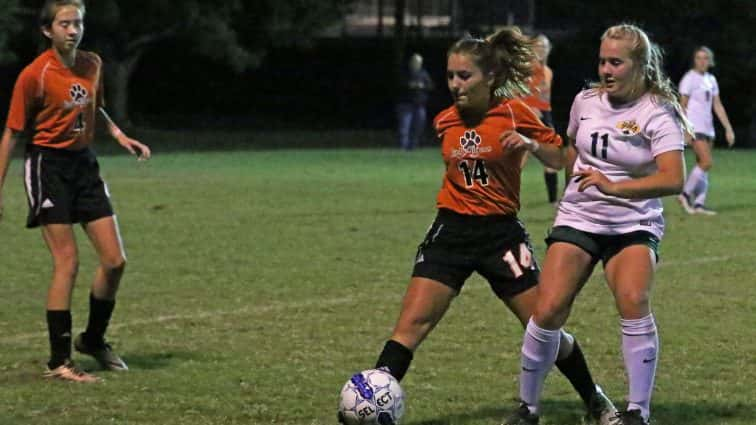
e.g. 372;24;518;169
521;62;551;112
6;49;104;150
433;99;562;216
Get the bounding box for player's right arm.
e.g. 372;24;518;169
0;128;21;220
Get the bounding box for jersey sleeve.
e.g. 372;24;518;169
710;74;719;96
678;72;692;96
566;91;583;140
645;104;684;157
5;68;38;131
510;99;562;147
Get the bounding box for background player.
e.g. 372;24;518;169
0;0;150;382
521;34;561;206
677;46;735;215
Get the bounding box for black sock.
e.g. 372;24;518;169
544;171;558;203
84;293;116;346
375;340;413;382
46;310;72;369
555;339;596;407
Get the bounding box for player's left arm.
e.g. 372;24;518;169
712;95;735;147
98;107;151;160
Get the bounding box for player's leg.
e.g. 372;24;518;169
604;239;658;425
73;215;128;371
397;103;413;150
376;277;457;381
680;135;714;214
543;167;558;204
40;224;79;368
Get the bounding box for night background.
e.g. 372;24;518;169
1;0;754;148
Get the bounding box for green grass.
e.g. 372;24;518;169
0;146;754;424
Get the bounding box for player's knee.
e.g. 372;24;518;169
533;299;568;329
52;248;79;278
699;159;713;171
617;289;650;314
101;255;126;273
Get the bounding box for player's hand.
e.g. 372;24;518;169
573;167;617;195
117;135;151;161
725;129;735;148
500;130;538;153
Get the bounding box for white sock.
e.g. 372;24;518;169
520;318;561;414
683;165;705;198
621;314;658;421
693;170;709;206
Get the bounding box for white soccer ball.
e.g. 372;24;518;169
338;369;405;425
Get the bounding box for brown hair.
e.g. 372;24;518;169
447;27;535;99
39;0;85;28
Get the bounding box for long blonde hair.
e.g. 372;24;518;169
597;24;693;136
447;27;535;100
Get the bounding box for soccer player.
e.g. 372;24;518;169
0;0;150;382
369;28;616;425
505;24;691;425
521;34;560;205
677;46;735;215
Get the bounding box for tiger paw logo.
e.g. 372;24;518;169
69;83;89;106
616;120;640;136
453;130;491;158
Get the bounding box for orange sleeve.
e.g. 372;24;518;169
6;68;37;131
511;99;562;147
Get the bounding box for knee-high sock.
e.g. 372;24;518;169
520;318;561;414
621;314;658;421
693;170;709;206
683;165;706;198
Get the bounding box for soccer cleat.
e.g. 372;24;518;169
585;385;618;424
693;204;717;216
74;333;128;371
502;402;540;425
677;193;695;214
44;360;101;383
608;409;649;425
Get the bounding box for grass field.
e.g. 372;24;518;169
1;145;754;425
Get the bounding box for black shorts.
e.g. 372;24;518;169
24;145;113;228
545;225;660;266
411;209;539;299
539;110;554;128
693;133;713;143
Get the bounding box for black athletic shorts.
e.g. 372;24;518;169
539;110;554;128
693;132;713;143
545;225;660;266
411;209;539;299
24;145;113;228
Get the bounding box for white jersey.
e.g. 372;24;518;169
679;70;719;137
556;90;685;239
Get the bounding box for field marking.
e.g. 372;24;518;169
0;252;751;344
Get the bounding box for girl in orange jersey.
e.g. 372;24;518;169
0;0;150;382
365;28;617;425
521;34;561;206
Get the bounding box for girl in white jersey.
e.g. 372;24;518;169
677;46;735;215
504;24;691;425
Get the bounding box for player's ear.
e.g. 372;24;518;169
41;26;52;40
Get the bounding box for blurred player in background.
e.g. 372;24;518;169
368;28;616;425
0;0;150;382
396;53;434;150
521;34;561;205
506;24;691;425
677;46;735;215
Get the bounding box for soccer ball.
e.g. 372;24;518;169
338;369;405;425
